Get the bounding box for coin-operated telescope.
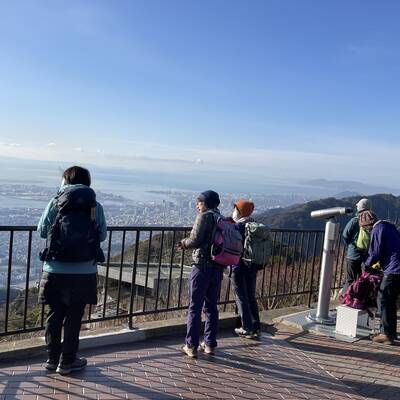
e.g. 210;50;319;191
307;206;353;325
310;207;353;220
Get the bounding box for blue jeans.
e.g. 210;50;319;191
185;263;224;348
231;264;260;332
378;274;400;339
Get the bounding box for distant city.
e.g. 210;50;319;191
0;183;314;226
0;183;312;290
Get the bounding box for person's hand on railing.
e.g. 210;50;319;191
177;240;186;251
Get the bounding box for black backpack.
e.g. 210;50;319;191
40;186;105;263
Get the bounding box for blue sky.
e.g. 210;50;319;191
1;1;400;188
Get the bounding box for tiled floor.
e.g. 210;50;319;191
0;331;361;400
275;323;400;400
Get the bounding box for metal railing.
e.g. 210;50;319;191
0;225;346;337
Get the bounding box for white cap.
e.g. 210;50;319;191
356;198;371;212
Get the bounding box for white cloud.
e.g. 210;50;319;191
47;142;57;148
74;147;84;152
0;142;21;147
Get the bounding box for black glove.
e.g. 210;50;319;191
362;262;373;273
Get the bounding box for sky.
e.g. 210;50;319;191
1;0;400;190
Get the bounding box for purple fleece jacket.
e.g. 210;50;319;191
365;221;400;275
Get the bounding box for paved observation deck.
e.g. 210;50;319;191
1;316;399;400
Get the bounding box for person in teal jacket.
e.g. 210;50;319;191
38;166;107;375
342;198;372;290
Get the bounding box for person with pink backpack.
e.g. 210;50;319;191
178;190;229;358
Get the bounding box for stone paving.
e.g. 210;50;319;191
273;323;400;400
0;331;362;400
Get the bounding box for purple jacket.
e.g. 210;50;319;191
365;221;400;275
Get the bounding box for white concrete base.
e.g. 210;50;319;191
335;305;373;338
275;308;373;342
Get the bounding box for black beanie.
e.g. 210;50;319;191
197;190;220;209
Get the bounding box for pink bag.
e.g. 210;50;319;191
211;217;243;266
339;271;382;310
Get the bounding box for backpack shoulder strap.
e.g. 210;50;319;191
206;210;219;242
90;205;96;222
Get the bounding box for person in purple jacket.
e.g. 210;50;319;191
362;211;400;345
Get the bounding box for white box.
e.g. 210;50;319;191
335;305;372;337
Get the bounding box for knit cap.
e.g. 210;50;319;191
359;210;378;229
356;198;371;212
234;199;255;218
197;190;220;209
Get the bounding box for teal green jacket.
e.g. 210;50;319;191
38;184;107;274
342;215;367;261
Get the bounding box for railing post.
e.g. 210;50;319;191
307;231;320;308
4;230;14;333
129;230;140;330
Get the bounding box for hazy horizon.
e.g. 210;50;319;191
0;155;398;200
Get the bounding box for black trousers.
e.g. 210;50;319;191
45;300;86;364
344;259;363;290
231;264;261;332
378;274;400;339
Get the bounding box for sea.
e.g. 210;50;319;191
0;158;196;208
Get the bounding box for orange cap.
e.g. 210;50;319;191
234;199;254;218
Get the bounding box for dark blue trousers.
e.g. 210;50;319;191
185;263;224;348
378;274;400;339
231;264;260;332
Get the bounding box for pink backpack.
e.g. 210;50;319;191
210;214;243;266
339;271;382;310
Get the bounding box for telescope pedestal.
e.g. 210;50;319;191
306;218;339;326
306;311;336;325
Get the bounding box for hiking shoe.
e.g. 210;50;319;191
235;327;255;339
45;360;58;371
56;357;87;375
253;329;262;338
372;333;395;345
199;341;215;355
181;344;197;358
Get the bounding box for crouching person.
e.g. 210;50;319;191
362;211;400;345
178;190;223;358
38;166;107;374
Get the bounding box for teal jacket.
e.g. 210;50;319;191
342;215;367;261
38;184;107;274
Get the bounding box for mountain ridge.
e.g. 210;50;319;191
256;193;400;230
